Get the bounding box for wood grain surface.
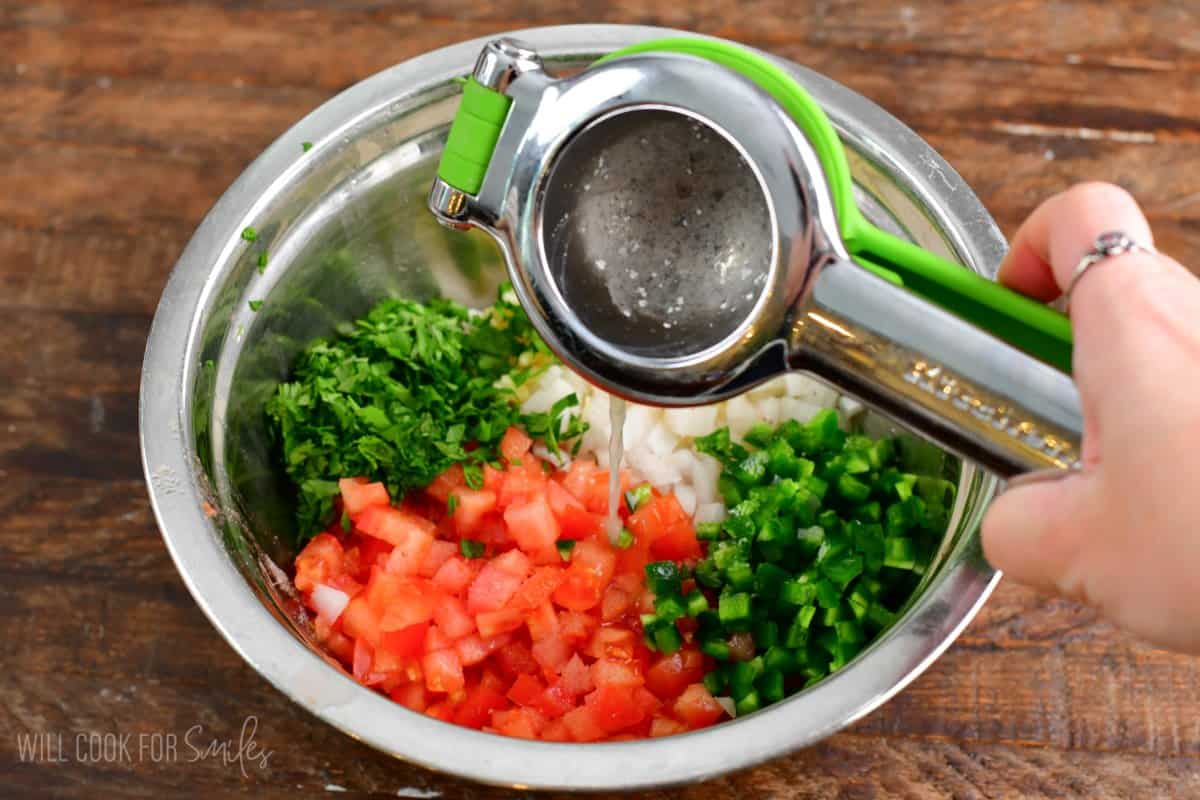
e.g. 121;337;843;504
2;1;1199;797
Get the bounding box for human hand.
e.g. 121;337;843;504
982;182;1200;653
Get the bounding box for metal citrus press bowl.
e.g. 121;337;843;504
429;37;1083;480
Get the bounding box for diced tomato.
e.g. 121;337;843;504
561;705;606;743
432;594;475;640
531;633;572;674
552;539;617;611
547;480;604;540
633;686;662;717
559;654;594;697
340;595;380;646
452;488;497;536
615;529;654;579
565;463;632;515
357;505;436;547
509;566;565;611
425;464;466;503
492;707;546;739
378;622;429;659
453;684;508;729
355;536;394;579
541;719;571;742
454;634;489;667
590;658;645;689
300;451;717;742
507;673;545;707
498;460;547;508
368;572;435;630
472;512;510;546
504;494;561;555
371;644;405;676
432;556;474;594
424;624;455;654
339;478;390;516
537;682;576;719
479;666;507;693
418;540;457;578
584;685;646;733
482;463;505;493
500;426;534;463
644;648;708;701
560;458;600;505
557;610;599;646
526;600;560;641
546;478;585;515
491;548;532;577
324;629;355;663
426;700;457;722
294;533;347;593
389;682;428;713
672;683;726;728
352;637;374;682
467;558;529;614
627;494;702;561
493;640;537;678
422;650;465;694
475;607;525;639
650;715;688;738
600;584;632;622
587;626;638;661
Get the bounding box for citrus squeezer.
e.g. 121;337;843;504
428;37;1082;479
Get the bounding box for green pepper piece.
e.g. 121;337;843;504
734;450;770;487
754;563;789;598
744;421;776;449
836;473;871;502
718;591;753;630
883;537;918;570
758;669;786;704
735;690;762;716
685;590;710;617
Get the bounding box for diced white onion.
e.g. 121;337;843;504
694;502;726;524
662;405;718;437
672;483;697;516
716;696;737;718
646;423;680;457
519;359;845;524
724;395;758;439
311;584;350;625
838;395;866;421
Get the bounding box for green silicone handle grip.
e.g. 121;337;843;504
437;78;513;195
851;224;1074;373
599;38;1074;374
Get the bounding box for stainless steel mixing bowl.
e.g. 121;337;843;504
140;24;1003;791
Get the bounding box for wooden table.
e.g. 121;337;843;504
3;2;1199;797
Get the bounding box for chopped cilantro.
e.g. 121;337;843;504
256;252;268;273
302;141;313;152
447;494;459;514
460;539;485;558
267;286;587;539
241;227;257;242
248;300;264;312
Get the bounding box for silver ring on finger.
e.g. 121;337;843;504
1066;230;1156;307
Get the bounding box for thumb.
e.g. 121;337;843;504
980;472;1097;598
